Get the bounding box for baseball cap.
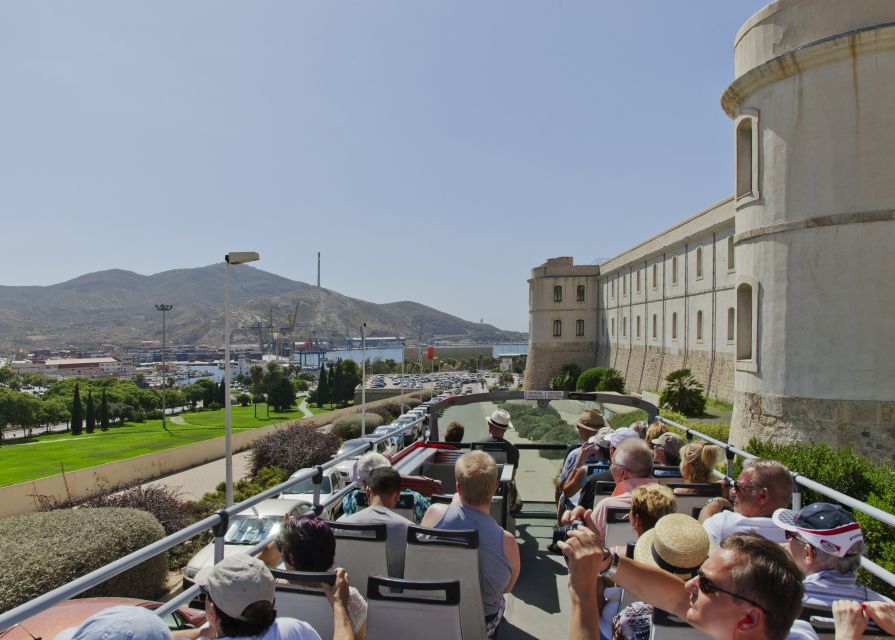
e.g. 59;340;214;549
55;605;171;640
589;426;614;448
194;554;276;621
652;432;684;459
772;503;864;557
609;427;640;449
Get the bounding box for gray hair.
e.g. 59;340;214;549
743;458;793;507
814;541;866;574
614;439;653;478
353;452;391;484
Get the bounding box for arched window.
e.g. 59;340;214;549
696;247;704;279
611;279;616;298
727;236;735;271
611;318;615;336
553;319;562;337
727;307;735;342
672;313;678;340
737;284;753;360
736;118;754;199
696;310;703;341
576;285;585;302
652;314;657;340
672;256;678;285
576;319;584;336
636;270;641;293
636;315;641;338
623;276;627;296
554;286;563;303
623;317;627;337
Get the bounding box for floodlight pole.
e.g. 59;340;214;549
360;323;366;437
400;336;405;414
155;304;173;428
224;251;260;507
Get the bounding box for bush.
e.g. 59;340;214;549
576;368;605;392
659;368;706;417
549;364;581;392
237;393;251;407
609;409;649;429
661;410;730;442
207;402;222;411
202;466;290;511
599;369;625;393
497;401;574;459
330;413;384;440
367;405;396;425
250;422;341;476
0;508;167;612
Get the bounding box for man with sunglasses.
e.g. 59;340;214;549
773;502;893;607
698;459;792;546
560;526;810;640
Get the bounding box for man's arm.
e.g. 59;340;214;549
420;502;449;528
502;530;521;593
697;498;732;523
562;467;588;498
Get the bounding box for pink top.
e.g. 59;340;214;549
590;477;657;545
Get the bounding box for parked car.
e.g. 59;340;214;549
181;497;311;588
279;467;346;520
0;598;204;640
333;437;394;480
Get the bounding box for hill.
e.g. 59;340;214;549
0;265;525;351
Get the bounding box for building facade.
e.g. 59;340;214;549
525;0;895;461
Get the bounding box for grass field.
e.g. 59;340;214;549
0;404;304;488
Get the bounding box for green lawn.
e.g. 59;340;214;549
0;404;303;488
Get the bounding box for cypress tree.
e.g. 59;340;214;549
217;379;226;405
100;389;110;431
316;364;329;407
332;364;344;406
71;384;83;435
85;390;95;434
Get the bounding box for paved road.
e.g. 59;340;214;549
143;451;256;501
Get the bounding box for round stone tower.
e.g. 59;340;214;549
523;257;600;390
725;0;895;459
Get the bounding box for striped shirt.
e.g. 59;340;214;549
803;570;893;607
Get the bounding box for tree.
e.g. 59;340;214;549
316;364;330;407
660;368;706;417
549;364;582;392
71;384;83;435
85;390;95;434
250;365;264;418
498;371;515;387
100;389;110;431
268;377;296;412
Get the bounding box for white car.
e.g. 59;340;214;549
280;467;346;520
182;497;309;587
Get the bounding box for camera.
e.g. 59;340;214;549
552;519;585;545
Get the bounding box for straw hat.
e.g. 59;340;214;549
487;409;513;430
575;409;607;433
633;513;709;578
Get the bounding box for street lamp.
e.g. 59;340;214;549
224;251;260;507
155;304;173;429
360;323;366;437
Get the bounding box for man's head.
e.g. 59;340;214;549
486;409;513;438
444;422;465;443
575;409;607;442
651;432;683;466
589;426;614;461
684;533;803;640
773;502;866;576
366;467;403;508
353;451;391;485
629;484;676;535
610;439;653;482
730;459;792;518
455;450;498;507
645;422;668;448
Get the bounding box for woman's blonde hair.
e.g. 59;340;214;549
629;484;676;531
679;441;722;483
644;422;668;446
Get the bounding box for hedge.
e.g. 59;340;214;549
330;413;384;440
497;401;577;460
0;508;167;613
251;422;341;476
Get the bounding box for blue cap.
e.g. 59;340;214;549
54;605;171;640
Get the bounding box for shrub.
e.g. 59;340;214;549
367;405;396;425
599;369;625;393
549;364;581;392
207;402;222;411
250;422;341;476
576;368;605;392
330;413;384;440
660;410;730;442
609;409;649;429
540;424;579;460
237;393;251;407
381;400;404;418
202;466;290;511
0;508;167;612
659;368;706;417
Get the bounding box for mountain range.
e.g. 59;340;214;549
0;265;526;352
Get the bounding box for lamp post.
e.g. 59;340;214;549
224;251;260;507
155;304;173;429
360;323;366;437
400;335;405;414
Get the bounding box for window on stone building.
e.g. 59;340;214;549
727;307;735;342
728;236;735;271
672;312;678;340
623;276;627;296
736;117;755;199
696;310;703;341
611;279;616;298
611;318;615;336
636;270;641;293
636;315;641;338
737;283;754;360
554;285;563;303
577;285;585;302
623;317;627;337
652;264;658;289
672;256;678;285
696;247;704;279
576;319;584;337
652;314;657;340
553;319;562;337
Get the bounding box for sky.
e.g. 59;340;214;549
0;1;771;333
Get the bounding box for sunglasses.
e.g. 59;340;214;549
729;480;765;494
785;530;811;546
696;570;768;613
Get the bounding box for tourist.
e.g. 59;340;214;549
677;441;722;492
650;432;683;475
628;484;676;537
474;409;522;514
698;459;792;545
574;427;642;511
773;502;892;606
341;451;429;524
56;605;172;640
644;422;668;450
557;409;611;505
337;466;412;577
421;450;521;639
444;421;465;443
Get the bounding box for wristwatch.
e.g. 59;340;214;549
599;551;621;579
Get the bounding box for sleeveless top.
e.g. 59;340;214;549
435;503;512;617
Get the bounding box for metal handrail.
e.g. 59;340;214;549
0;415;425;630
657;415;895;587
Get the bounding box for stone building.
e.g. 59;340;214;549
524;0;895;460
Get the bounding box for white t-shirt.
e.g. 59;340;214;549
702;510;787;546
219;618;321;640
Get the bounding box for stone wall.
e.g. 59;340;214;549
524;342;598;390
730;392;895;463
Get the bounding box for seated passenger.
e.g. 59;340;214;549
337;466;412;577
474;409;523;514
195;554;323;640
650;432;683;476
558;410;611;505
628;484;676;538
342;452;429;524
773;502;893;607
590;439;655;545
644;422;668;448
574;428;641;511
444;421;465;444
56;605;172;640
698;458;792;546
263;515;368;639
421;450;521;639
676;441;722;493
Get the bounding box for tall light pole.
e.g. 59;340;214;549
360;323;366;437
224;251;260;507
155;304;173;429
399;333;405;414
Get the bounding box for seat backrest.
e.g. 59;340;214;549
420;462;457;493
403;525;486;640
649;607;697;640
330;521;389;597
604;506;637;550
365;575;462;640
469;442;508;464
667;483;722;516
271;569;336;639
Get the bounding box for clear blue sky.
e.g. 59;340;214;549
1;1;769;333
